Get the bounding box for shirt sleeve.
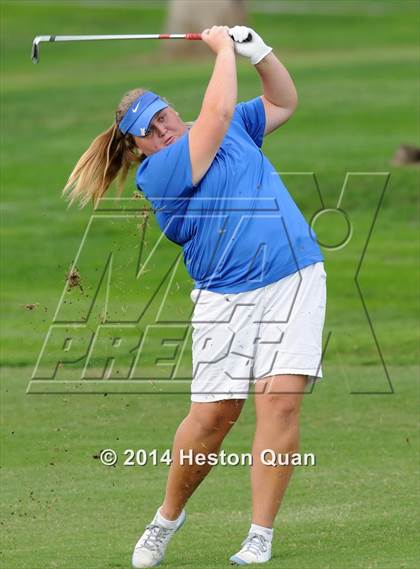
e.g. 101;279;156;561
136;132;195;211
235;96;266;148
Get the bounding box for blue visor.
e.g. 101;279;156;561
118;91;169;137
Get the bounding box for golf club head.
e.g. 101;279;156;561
31;36;54;64
31;39;40;64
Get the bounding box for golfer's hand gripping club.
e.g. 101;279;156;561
201;26;237;55
229;26;272;65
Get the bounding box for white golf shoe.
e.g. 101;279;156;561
230;532;272;565
131;509;186;568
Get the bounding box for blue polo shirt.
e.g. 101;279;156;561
136;97;323;293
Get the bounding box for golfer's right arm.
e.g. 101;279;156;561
189;26;237;185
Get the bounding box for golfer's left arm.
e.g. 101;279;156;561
256;52;298;135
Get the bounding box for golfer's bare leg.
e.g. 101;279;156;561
251;374;307;527
160;399;244;520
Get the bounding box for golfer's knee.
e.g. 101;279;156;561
262;395;301;424
189;400;244;435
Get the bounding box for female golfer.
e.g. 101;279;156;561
64;25;326;567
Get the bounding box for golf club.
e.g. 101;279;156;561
31;32;252;64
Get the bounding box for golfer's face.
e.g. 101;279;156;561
135;108;187;156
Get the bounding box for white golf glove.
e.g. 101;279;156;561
229;25;272;65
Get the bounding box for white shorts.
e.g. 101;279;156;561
190;262;327;403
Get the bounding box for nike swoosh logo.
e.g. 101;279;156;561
132;101;141;113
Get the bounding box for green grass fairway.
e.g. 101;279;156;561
1;2;419;568
1;365;418;569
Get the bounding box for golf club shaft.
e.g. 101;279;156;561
31;33;203;63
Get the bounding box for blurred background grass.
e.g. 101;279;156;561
1;0;418;370
1;1;419;568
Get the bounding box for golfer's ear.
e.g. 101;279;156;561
133;136;143;150
189;108;232;185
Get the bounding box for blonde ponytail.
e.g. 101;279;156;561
63;88;148;207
